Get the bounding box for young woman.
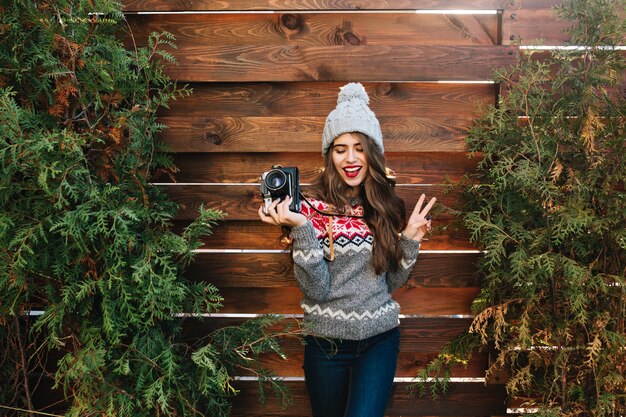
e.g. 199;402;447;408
258;83;435;417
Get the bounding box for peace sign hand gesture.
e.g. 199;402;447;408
403;193;436;242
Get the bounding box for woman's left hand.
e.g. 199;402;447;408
258;195;307;227
402;193;436;242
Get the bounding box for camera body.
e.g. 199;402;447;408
260;166;301;213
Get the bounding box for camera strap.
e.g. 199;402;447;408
299;192;365;262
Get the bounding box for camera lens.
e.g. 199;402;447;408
264;170;286;190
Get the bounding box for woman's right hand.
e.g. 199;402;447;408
258;195;307;227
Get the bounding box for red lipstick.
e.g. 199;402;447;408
343;166;361;179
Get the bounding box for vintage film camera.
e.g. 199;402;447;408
260;165;301;213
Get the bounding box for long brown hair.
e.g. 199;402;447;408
307;132;407;274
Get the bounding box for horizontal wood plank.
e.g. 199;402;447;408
239;348;488;378
186;252;479;288
33;379;506;417
160;82;496;118
157;152;478;183
230;381;507;416
123;0;511;12
503;5;624;46
214;287;479;316
386;383;507;416
175;219;475;250
138;44;517;82
502;8;570;45
182;317;487;378
505;0;563;9
163;184;462;220
126;11;512;83
158;116;473;153
127;13;497;47
184;317;475;353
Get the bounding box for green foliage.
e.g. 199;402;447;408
192;316;300;415
419;0;625;415
0;1;296;416
410;331;480;400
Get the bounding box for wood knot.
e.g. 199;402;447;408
205;133;222;145
281;14;303;31
413;359;423;367
343;31;361;45
377;83;393;96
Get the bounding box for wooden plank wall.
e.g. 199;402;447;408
122;1;566;416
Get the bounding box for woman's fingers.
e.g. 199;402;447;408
420;196;437;218
274;198;291;223
409;194;426;223
402;194;437;241
409;194;436;224
275;196;289;219
259;198;281;224
258;205;276;224
258;196;296;226
420;218;432;233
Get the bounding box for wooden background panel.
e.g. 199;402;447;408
215;287;479;316
158;152;479;184
164;184;462;220
123;0;510;12
176;219;475;250
120;2;513;415
127;13;498;47
158;116;472;153
186;252;479;288
129;43;517;82
160;82;496;118
230;381;507;416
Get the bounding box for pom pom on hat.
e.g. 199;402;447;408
322;82;383;156
337;82;370;105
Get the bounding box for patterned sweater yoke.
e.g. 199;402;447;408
289;197;420;340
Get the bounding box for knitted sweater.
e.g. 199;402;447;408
289;197;420;340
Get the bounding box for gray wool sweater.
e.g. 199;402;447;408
290;198;420;340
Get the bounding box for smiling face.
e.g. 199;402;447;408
331;132;369;193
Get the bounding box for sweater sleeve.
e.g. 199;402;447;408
290;221;332;301
385;234;421;293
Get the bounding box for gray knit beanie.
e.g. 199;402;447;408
322;83;384;156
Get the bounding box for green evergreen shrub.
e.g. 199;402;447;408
417;1;625;416
0;1;294;416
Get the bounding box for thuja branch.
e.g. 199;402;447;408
14;317;34;417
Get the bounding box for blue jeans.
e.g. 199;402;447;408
303;327;400;417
